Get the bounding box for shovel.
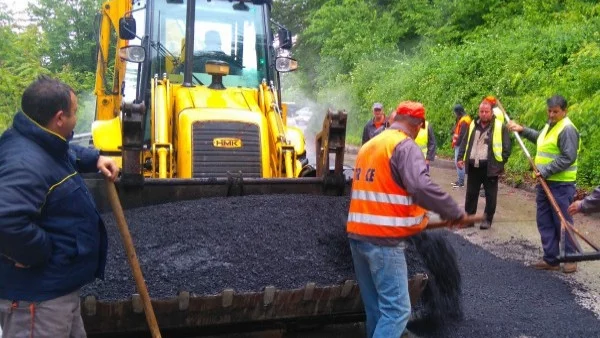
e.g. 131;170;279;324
426;215;484;230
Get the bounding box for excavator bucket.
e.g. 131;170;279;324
82;275;428;337
85;175;351;213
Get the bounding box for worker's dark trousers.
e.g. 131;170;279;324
464;162;498;222
536;183;577;265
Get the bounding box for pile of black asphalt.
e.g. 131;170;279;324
85;195;357;299
410;230;600;338
85;195;448;301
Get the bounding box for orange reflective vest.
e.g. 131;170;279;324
347;129;428;238
452;115;472;148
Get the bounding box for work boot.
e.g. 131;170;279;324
531;260;560;271
562;262;577;274
479;219;491;230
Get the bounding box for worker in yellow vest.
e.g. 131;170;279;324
414;120;436;172
508;95;580;274
457;99;512;230
347;101;465;338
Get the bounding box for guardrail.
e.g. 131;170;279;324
71;132;93;147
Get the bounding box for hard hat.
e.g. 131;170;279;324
484;95;497;106
396;101;425;119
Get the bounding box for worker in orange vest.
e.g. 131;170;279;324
347;101;466;338
451;104;471;188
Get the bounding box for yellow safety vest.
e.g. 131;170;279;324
493;106;505;124
464;119;504;162
414;121;429;158
534;117;579;182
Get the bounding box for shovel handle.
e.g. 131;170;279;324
105;180;162;338
426;215;484;230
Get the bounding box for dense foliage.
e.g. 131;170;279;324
0;0;99;134
274;0;600;187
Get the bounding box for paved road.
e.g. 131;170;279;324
429;159;600;318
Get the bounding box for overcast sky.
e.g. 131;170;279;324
1;0;34;17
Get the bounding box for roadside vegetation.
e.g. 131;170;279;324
274;0;600;189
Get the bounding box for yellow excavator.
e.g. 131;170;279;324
86;0;350;212
82;0;434;336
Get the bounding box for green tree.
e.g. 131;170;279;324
28;0;101;74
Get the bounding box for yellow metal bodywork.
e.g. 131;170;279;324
172;84;270;178
177;108;270;178
91;116;123;168
92;117;122;152
91;0;306;180
95;0;132;121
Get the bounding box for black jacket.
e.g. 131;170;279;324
0;112;107;302
457;117;512;177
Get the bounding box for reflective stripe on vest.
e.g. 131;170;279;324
463;119;503;162
347;129;428;238
535;117;579;182
414;121;428;158
452;115;472;148
493;106;505;123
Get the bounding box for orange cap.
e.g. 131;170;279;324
484;95;497;106
396;101;425;119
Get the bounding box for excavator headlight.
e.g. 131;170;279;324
275;57;298;73
119;45;146;63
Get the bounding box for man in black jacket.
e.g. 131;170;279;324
458;99;512;229
362;102;386;144
0;76;119;337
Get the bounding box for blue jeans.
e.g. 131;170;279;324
536;183;577;265
454;147;464;185
349;239;411;338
